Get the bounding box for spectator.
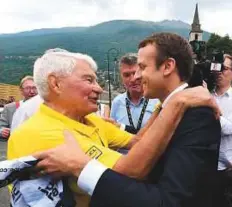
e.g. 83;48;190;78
211;54;232;205
212;54;232;170
0;76;37;140
110;53;159;134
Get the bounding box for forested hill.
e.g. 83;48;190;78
0;19;210;84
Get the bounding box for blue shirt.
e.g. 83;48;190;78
110;92;159;129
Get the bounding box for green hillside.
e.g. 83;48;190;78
0;20;211;84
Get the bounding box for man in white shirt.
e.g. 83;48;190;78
211;54;232;170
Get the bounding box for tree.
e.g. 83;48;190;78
206;33;232;55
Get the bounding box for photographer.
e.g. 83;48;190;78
211;54;232;171
208;54;232;207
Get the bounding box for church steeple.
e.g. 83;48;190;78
191;3;202;33
193;3;200;25
189;3;203;41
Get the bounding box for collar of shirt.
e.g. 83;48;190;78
213;87;232;98
125;91;145;106
162;83;189;108
39;104;99;137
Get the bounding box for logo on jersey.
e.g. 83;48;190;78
86;146;102;159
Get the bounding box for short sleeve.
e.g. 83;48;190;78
103;121;132;149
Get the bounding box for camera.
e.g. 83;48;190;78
188;40;225;91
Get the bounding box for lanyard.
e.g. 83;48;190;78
125;98;149;131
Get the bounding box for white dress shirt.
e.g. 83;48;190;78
77;83;188;195
11;95;43;132
212;87;232;170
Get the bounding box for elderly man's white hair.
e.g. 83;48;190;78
45;48;69;54
33;49;98;99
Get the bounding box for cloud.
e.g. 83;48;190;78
0;0;231;37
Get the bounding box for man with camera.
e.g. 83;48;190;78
210;54;232;206
211;54;232;171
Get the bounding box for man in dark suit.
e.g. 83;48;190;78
35;33;221;207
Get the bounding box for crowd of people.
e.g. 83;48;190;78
0;97;16;108
0;32;232;207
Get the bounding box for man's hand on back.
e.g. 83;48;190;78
34;130;91;177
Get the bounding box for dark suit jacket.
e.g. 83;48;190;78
90;107;221;207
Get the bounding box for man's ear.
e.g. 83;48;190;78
163;58;176;77
47;74;62;95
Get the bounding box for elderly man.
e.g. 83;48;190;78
8;49;219;207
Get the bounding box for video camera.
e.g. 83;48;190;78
188;40;225;91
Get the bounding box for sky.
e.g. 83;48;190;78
0;0;231;36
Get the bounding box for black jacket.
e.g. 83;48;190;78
90;107;221;207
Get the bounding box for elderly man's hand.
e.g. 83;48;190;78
33;130;91;177
172;86;221;119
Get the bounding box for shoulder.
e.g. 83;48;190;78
18;95;43;114
184;106;215;119
177;106;220;133
11;111;46;134
8;111;66;159
12;108;64;135
147;99;160;109
23;95;42;106
148;98;160;104
8;116;42;158
172;107;221;146
87;113;106;125
112;93;126;104
87;113;125;134
4;102;16;109
10;118;39;138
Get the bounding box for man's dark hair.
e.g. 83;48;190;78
139;33;194;81
119;53;137;67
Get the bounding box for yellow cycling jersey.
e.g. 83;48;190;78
8;104;132;165
7;104;132;207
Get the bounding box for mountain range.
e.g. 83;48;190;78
0;19;211;84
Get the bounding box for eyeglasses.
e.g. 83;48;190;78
22;86;37;91
223;66;232;72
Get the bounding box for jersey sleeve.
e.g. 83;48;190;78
103;121;133;149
